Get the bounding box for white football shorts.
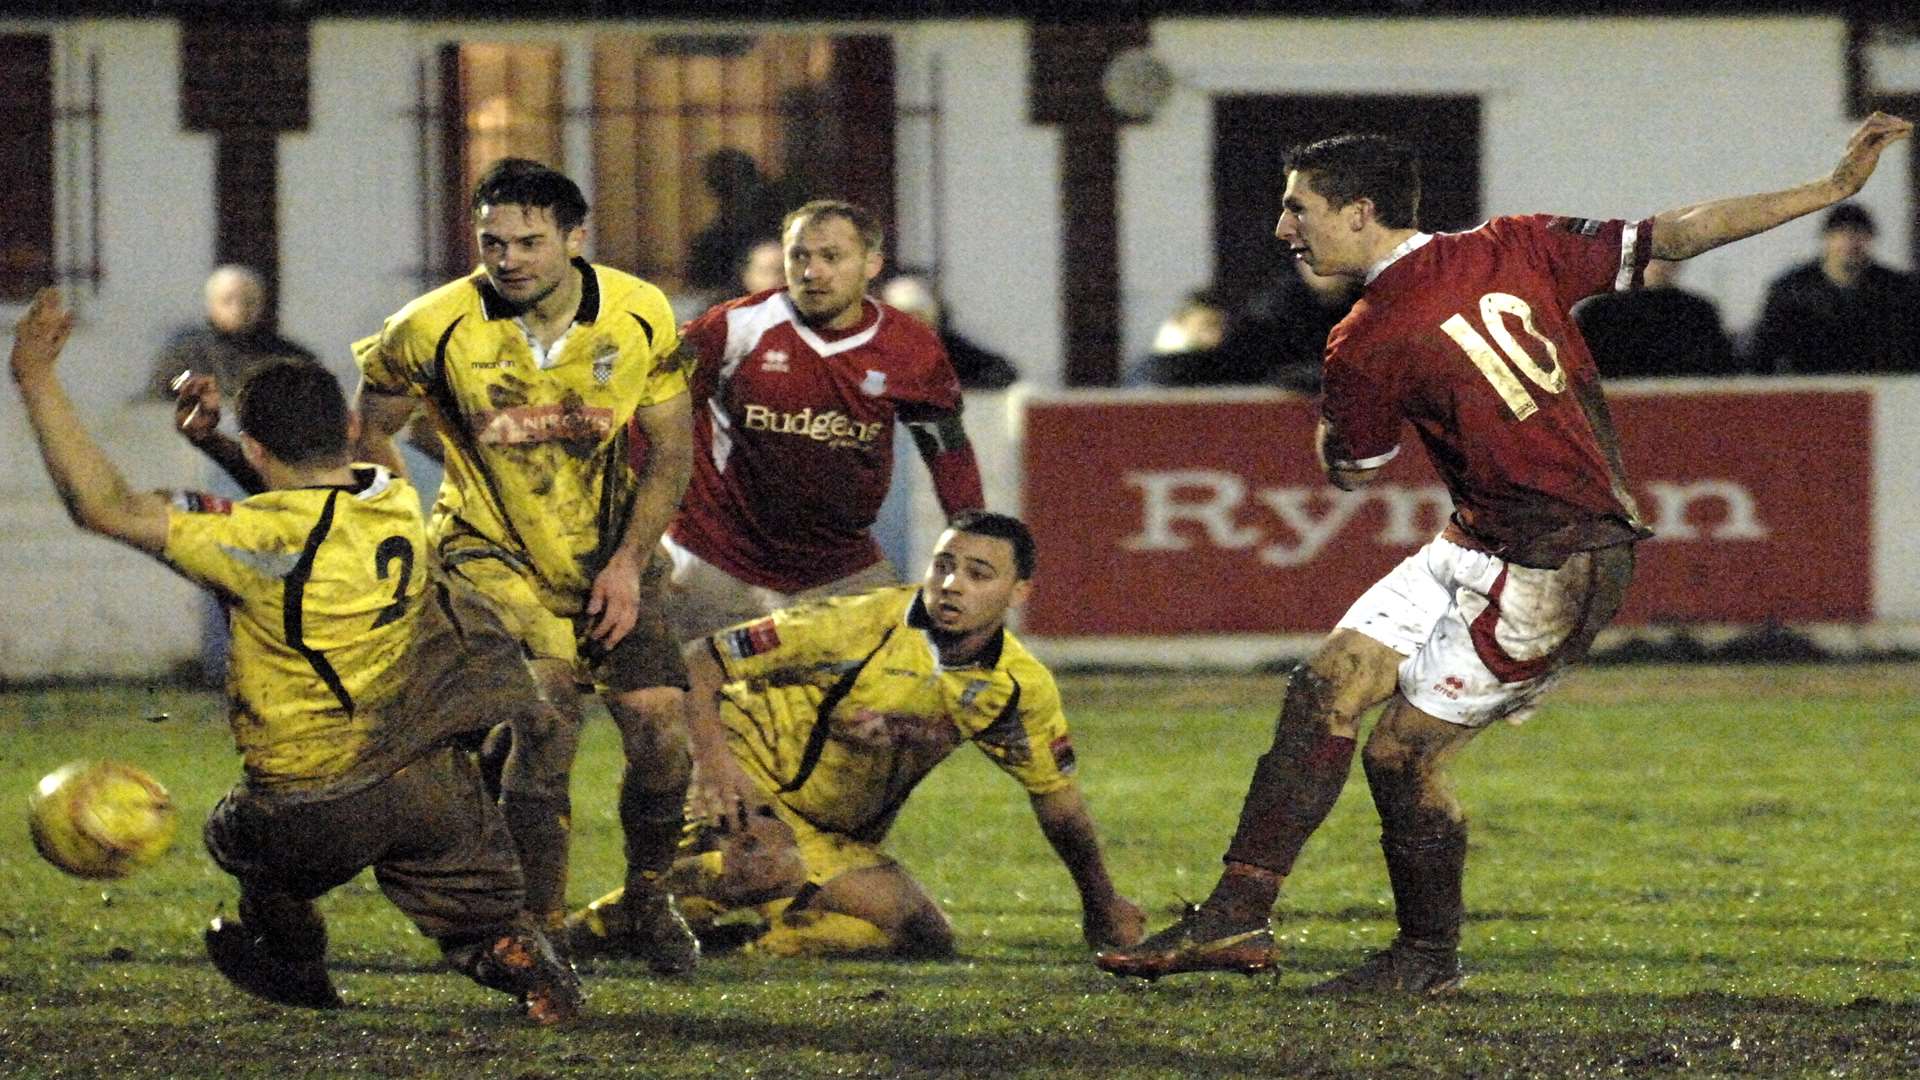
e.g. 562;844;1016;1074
1335;535;1607;728
660;534;899;644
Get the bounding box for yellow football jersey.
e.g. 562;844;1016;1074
355;260;689;616
708;586;1076;841
163;467;429;794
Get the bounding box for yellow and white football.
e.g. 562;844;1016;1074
28;760;177;880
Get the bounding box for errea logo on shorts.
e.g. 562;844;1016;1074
742;404;884;446
1432;675;1467;700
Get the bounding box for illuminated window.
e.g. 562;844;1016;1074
435;42;565;281
432;34;893;299
591;34;831;293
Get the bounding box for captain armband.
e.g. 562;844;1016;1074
905;413;970;456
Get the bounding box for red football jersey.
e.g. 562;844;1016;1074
1322;215;1655;565
671;289;969;591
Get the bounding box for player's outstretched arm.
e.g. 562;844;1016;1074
1028;785;1147;950
349;379;416;477
1652;112;1912;261
680;640;770;831
9;289;171;554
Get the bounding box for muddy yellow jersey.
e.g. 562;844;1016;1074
162;468;429;794
707;586;1077;840
355;259;689;616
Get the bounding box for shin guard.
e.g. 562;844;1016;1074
502;791;572;918
1380;823;1467;956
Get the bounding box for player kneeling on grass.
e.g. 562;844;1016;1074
567;511;1146;959
9;291;582;1026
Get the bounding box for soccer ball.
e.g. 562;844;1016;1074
28;760;178;880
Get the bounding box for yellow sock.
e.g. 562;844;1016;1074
676;895;728;927
571;887;628;938
747;910;893;958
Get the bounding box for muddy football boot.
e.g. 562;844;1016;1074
204;916;343;1009
467;927;586;1027
1307;940;1463;996
565;886;700;976
1095;904;1275;980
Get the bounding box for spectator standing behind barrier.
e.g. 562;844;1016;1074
1124;289;1238;386
1225;259;1362;393
881;274;1020;390
1748;203;1920;374
736;237;786;298
144;265;315;401
1574;258;1736;377
146;265;320;685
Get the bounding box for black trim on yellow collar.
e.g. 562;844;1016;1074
908;591;1006;669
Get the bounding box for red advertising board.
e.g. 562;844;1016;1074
1022;390;1871;636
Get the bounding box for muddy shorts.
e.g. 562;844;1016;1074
446;545;687;692
660;533;898;644
204;744;523;941
1336;535;1634;727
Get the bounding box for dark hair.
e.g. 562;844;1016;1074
237;361;349;467
1823;202;1876;236
1282;134;1421;230
782;199;884;254
471;158;589;234
1181;287;1229;314
948;510;1037;580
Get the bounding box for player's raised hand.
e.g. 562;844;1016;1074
170;371;223;442
9;288;75;386
1832;111;1913;196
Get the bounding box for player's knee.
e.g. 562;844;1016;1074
609;687;691;762
1301;632;1402;719
1277;663;1364;743
895;904;956;959
1361;735;1459;833
502;704;581;798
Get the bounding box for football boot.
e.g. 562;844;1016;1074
465;927;585;1027
1094;903;1275;980
203;916;342;1010
1306;940;1463;996
565;885;701;976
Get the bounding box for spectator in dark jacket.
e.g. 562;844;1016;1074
144;265;315;400
1575;258;1736;378
1748;202;1919;374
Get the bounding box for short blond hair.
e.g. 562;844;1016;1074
782;200;884;254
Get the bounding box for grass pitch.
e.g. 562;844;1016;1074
1;664;1915;1078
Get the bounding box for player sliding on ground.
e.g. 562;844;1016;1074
1098;112;1913;993
570;511;1145;958
9;291;583;1025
